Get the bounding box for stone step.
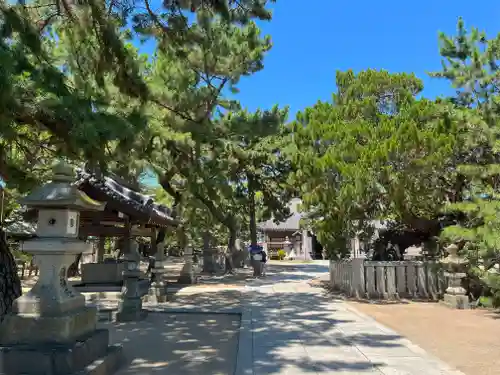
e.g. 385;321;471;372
74;344;124;375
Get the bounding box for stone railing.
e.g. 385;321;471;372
330;259;446;300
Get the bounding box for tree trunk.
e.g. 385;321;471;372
225;227;236;274
0;229;21;321
202;231;215;273
248;175;258;247
67;253;82;278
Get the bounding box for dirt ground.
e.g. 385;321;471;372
349;300;500;375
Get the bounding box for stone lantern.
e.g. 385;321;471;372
0;162;123;375
441;243;469;309
116;253;148;321
178;242;196;284
284;236;293;259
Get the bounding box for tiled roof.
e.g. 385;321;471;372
258;212;303;231
258;198;304;231
3;215;36;237
75;169;177;227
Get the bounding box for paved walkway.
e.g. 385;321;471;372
94;261;466;375
235;262;465;375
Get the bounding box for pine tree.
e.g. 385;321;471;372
433;18;500;305
219;106;295;246
0;0;277;314
290;70;456;259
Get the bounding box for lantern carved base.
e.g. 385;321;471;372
0;306;97;344
178;270;197;284
441;272;470;310
116;267;148;322
0;329;123;375
116;299;148;322
147;268;168;303
442;294;470;309
178;246;198;284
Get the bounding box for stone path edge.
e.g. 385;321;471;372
341;301;467;375
234;306;253;375
143;306;253;375
94;304;251;375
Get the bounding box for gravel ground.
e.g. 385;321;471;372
349;300;500;375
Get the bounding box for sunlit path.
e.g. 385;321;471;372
93;262;465;375
238;262;465;375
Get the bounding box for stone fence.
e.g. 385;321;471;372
329;259;446;300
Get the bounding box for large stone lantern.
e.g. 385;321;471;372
0;162;123;375
441;243;469;309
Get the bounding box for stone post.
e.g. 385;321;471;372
440;243;469;309
350;256;366;298
148;241;168;303
155;241;166;264
124;237;141;264
178;244;196;284
0;162;123;375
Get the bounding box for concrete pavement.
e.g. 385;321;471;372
92;261;466;375
236;261;465;375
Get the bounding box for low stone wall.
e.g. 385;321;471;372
330;259;446;300
81;261;126;284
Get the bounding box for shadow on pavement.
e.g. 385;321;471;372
194;262;330;289
247;290;402;374
98;287;406;374
99;312;239;375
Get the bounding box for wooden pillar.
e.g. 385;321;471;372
96;236;105;262
150;227;158;256
123;218;131;255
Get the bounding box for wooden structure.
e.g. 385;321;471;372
21;168;177;286
258;198;322;259
75;169;177;247
3;214;39;279
71;169;177;285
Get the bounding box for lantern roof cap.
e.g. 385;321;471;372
19;161;106;211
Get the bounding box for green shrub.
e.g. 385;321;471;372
277;249;286;260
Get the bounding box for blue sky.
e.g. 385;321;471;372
230;1;500;119
138;1;500;187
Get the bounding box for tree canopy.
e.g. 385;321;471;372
289;70;456;258
2;1;500;309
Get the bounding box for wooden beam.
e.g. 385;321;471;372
131;226;154;237
80;224;153;237
80;225;130;237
